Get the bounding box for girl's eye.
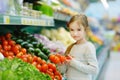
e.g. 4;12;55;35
78;29;81;31
70;29;74;31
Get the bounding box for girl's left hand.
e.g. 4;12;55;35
65;55;73;64
66;55;73;60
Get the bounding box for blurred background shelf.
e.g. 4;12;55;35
0;14;54;26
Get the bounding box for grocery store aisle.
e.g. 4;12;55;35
104;51;120;80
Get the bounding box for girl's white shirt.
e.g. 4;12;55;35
66;41;99;80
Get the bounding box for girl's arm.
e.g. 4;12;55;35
69;44;99;74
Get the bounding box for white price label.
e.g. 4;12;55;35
48;21;51;26
4;16;10;24
29;19;32;25
39;20;46;26
21;18;27;25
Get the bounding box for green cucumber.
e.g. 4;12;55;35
38;51;48;61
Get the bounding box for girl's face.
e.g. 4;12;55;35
69;21;86;41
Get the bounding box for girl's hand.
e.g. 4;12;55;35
66;55;73;60
65;55;73;64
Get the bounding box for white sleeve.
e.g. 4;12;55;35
57;64;68;74
69;44;99;74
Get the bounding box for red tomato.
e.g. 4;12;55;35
20;48;27;54
0;36;5;41
0;44;2;49
54;71;61;75
3;51;9;57
16;44;21;49
53;56;60;64
47;63;56;72
32;56;38;62
54;71;62;80
55;75;61;80
22;57;28;62
7;56;14;59
49;54;61;64
51;75;54;80
46;70;54;76
5;33;12;39
49;54;56;61
60;56;66;63
16;51;23;57
8;40;16;46
40;60;46;65
27;55;33;63
41;64;48;72
0;49;4;53
48;68;53;73
37;57;42;64
11;45;20;54
3;45;9;51
7;45;11;51
8;51;14;56
2;40;8;45
36;64;41;71
32;61;37;66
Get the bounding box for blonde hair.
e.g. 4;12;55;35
67;14;90;32
65;14;91;55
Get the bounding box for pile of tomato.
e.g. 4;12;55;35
0;33;62;80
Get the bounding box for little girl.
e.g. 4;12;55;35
62;14;99;80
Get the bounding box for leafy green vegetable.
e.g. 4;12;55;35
0;58;51;80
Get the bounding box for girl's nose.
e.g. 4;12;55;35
73;31;77;35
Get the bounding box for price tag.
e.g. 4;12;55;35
29;19;32;25
33;19;36;25
48;21;51;26
21;18;27;25
21;18;24;24
4;16;10;24
32;19;34;25
36;20;39;25
39;20;46;26
25;19;28;25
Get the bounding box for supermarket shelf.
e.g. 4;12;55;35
93;45;110;80
0;12;71;27
0;14;54;26
54;12;71;21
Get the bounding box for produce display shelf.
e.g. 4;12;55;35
93;45;110;80
96;45;104;57
54;12;71;21
0;14;54;26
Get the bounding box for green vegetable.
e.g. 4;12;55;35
16;39;23;44
2;70;18;80
0;58;51;80
38;51;48;61
34;48;41;54
0;71;2;80
25;43;33;49
31;42;38;48
37;43;44;49
41;48;50;56
21;42;28;47
28;47;35;53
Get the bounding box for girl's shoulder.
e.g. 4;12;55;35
86;41;94;45
85;41;96;49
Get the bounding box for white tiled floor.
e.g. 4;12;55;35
104;51;120;80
